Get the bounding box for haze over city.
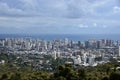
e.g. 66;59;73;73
0;0;120;34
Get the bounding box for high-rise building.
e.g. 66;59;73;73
73;55;81;65
118;46;120;56
2;40;5;47
25;41;31;50
88;56;95;65
7;38;12;48
64;38;69;46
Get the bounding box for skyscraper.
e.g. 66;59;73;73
118;46;120;56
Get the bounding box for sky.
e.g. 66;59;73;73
0;0;120;34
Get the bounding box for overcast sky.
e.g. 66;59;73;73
0;0;120;34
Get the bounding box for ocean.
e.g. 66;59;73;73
0;34;120;41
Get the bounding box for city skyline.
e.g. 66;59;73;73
0;0;120;34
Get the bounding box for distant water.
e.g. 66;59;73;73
0;34;120;41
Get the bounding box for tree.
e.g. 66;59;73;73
56;76;66;80
53;65;78;80
9;73;21;80
109;72;120;80
0;73;8;80
78;68;86;80
102;76;109;80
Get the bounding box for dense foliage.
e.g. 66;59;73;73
0;61;120;80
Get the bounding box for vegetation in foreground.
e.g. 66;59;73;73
0;61;120;80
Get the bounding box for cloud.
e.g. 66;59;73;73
93;23;97;27
0;0;120;34
78;24;88;28
113;6;120;13
0;2;24;17
0;0;119;18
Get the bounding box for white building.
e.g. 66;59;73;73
82;53;87;64
2;40;5;47
73;55;81;65
88;56;95;65
52;51;61;59
118;46;120;56
64;38;69;46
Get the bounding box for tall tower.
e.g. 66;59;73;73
64;38;68;46
118;46;120;56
